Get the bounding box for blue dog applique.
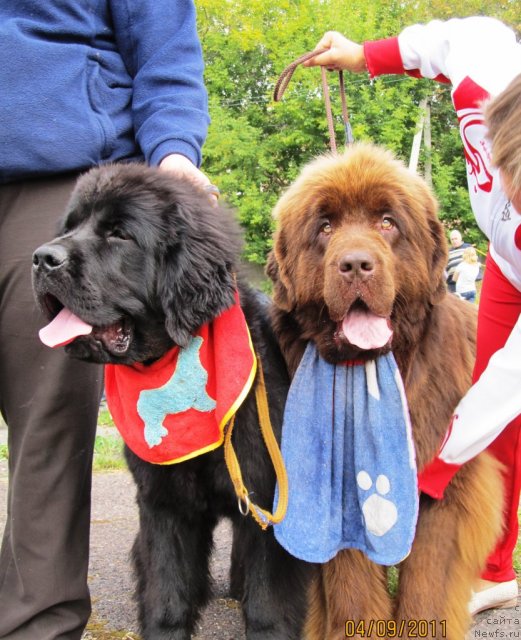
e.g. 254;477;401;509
137;336;216;447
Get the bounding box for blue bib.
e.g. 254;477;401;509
274;343;418;566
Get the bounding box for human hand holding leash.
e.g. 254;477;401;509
303;31;367;73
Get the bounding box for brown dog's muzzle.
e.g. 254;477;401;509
323;228;395;323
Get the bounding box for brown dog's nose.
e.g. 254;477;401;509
32;243;69;271
338;251;375;282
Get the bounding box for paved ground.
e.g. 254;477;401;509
83;469;246;639
0;421;245;639
0;422;519;639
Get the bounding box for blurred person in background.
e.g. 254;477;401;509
447;229;471;293
454;246;481;303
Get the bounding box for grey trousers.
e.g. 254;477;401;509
0;175;103;639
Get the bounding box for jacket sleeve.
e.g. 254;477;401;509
363;16;519;99
418;314;521;498
109;0;209;167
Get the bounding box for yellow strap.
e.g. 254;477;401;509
223;355;289;530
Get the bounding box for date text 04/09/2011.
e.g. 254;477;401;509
345;619;447;638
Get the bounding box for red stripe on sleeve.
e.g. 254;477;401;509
417;457;462;499
364;38;405;77
364;38;449;83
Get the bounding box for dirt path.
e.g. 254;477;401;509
86;470;521;639
84;470;246;639
0;458;245;640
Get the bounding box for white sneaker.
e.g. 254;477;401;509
469;579;519;616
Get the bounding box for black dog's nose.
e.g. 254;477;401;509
338;251;375;282
32;243;69;271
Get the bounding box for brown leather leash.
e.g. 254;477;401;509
273;48;354;153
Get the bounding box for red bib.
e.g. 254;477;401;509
105;292;256;464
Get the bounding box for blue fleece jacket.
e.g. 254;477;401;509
0;0;209;184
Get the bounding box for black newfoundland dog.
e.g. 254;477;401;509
32;164;310;640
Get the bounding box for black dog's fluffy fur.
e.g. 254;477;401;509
32;164;310;640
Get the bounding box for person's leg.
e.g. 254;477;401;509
0;175;103;640
472;253;521;588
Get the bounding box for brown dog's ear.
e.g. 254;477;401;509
265;250;278;282
266;250;292;311
428;214;449;305
409;179;448;305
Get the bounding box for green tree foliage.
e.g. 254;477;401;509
198;0;520;262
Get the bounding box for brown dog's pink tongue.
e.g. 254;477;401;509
342;308;392;350
39;308;93;348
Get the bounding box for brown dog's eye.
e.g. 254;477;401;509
381;216;395;231
320;221;332;235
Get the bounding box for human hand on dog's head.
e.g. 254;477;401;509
159;153;219;203
303;31;367;73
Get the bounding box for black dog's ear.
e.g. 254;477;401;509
155;199;237;348
266;247;294;312
155;247;195;348
157;251;235;348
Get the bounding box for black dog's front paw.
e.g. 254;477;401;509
142;628;191;640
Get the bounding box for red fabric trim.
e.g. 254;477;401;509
338;359;365;367
364;38;404;78
514;223;521;251
453;76;490;112
417;457;461;499
452;77;493;194
364;38;449;83
405;70;449;83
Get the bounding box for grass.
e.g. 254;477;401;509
0;407;126;471
514;535;521;576
83;616;140;639
93;433;126;471
97;406;115;427
92;405;126;471
0;433;125;472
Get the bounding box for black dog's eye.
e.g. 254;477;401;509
107;227;132;241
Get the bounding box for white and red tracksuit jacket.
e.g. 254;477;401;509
363;17;521;498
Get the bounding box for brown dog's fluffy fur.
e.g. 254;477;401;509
267;144;503;639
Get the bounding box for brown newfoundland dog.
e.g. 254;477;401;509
267;144;503;640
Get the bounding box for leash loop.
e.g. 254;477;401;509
223;354;289;530
274;48;354;153
238;494;251;517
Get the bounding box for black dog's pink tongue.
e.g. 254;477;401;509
342;308;392;350
39;308;93;348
